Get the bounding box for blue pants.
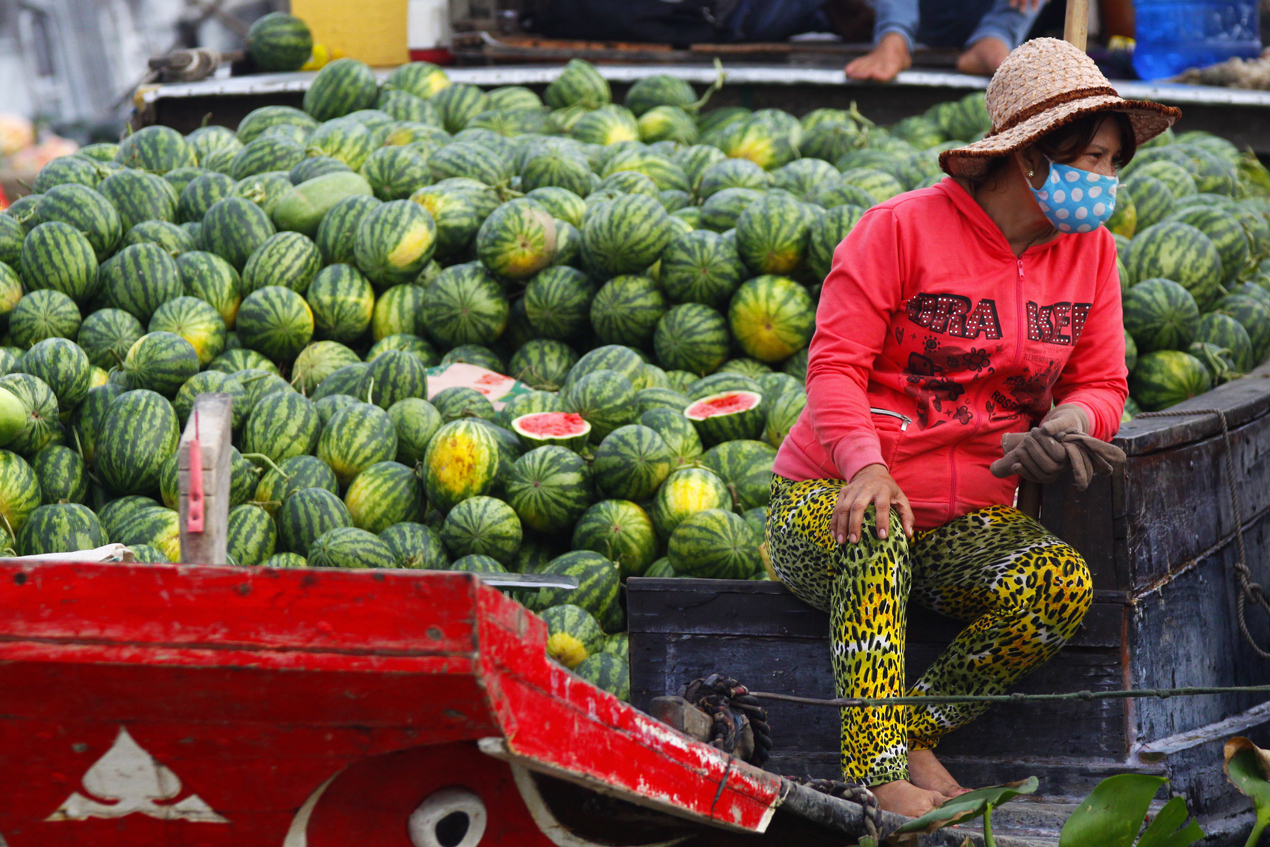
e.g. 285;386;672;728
875;0;1042;51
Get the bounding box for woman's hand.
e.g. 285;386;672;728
832;464;915;545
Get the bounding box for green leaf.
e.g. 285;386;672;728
1058;774;1167;847
1136;796;1204;847
892;777;1038;836
1224;736;1270;847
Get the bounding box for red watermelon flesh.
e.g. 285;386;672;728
511;411;592;449
684;390;762;420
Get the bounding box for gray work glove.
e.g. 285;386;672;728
990;403;1126;491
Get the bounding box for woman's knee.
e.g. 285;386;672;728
1023;543;1093;635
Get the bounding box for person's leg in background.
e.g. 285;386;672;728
955;0;1047;75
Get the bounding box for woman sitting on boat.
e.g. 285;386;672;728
765;38;1180;817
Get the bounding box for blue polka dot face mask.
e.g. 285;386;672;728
1026;158;1118;234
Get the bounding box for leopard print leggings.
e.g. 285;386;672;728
765;475;1093;786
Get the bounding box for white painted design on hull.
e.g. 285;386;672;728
46;727;228;823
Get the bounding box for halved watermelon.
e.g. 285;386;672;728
511;411;592;451
683;390;764;445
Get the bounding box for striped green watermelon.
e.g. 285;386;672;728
528;551;620;627
422;419;501;513
309;363;368;403
200;197;276;270
561;369;637;442
254;455;339;516
602;149;690;193
655;229;741;309
316;401;398;486
808;204;865;280
97;495;159;540
354;200;437;288
98;169;179;233
1124;175;1175;230
95;390;179;494
34;184;121;262
592;424;673;501
713;115;799;171
1216;295;1270;365
1193;312;1253;373
432;83;490;133
305;264;374;342
668;508;762;579
409;185;483;260
304;58;380;121
122;332;199;396
226;503;277;566
370;281;428;341
702;439;776;511
428;142;510;186
115;126;196;174
1187;342;1240;384
507;340;578;392
764;388;807;448
545;59;611;109
438;495;521;564
651;466;731;540
503;445;594;534
384;400;440;468
562;344;647;393
523;266;594;341
209;347;278;376
172;371;248;430
8;289;82;350
364;349;429;409
20;221;99;304
379;521;449;569
589;275;667;348
654;303;730;376
246;12;312;72
358;146;430;202
581;194;674;279
277;487;353;558
729;275;815;362
424;262;509;346
638;106;698;145
572;499;658;579
236;285;314;362
520;152;594;197
735;194;813;276
476;199;558;280
369;333;437;365
1131;160;1197;199
0;215;24;267
0;449;39;534
573;652;630;700
291;341;361;395
634;387;690;416
377;90;440;125
1163;205;1250;288
234;171;295;216
17;337;89;412
384;61;451;101
241;232;322;296
272;172;374;239
1123;278;1200;353
260;552;307;568
122;220;194;256
308;526;397;569
31;444;87;504
241;390;320;465
148;296;226;366
33;155;109;192
540;604;606;669
68;384;123;464
289;156;352;185
344;460;424;533
230;135;305;181
1130;350;1212;412
177;173;236;226
17;502;105;556
684;390;765;445
177;251;242;328
111;505;181;561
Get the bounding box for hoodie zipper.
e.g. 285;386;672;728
946;256;1027;523
870;408;912;431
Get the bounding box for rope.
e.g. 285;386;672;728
785;775;881;841
750;683;1270;709
1134;407;1270;659
681;674;773;768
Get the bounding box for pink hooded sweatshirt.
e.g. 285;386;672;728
773;178;1127;531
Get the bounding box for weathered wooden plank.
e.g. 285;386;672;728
1114;365;1270;455
178;393;233;565
1129;516;1270;745
1116;417;1270;592
1038;473;1125;592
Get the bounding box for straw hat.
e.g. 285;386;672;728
940;38;1181;179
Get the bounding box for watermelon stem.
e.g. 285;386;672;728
687;59;727;115
241;452;290;479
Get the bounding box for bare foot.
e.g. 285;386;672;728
956;36;1011;76
845;32;912;82
908;748;970;798
872;779;948;817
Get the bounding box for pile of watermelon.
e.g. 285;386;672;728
0;53;1267;700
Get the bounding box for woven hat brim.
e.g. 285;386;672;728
939;95;1182;179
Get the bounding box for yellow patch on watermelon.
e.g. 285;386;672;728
547;631;590;669
386;224;435;270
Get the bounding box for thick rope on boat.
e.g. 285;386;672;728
785;775;882;841
1133;407;1270;659
681;674;773;768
